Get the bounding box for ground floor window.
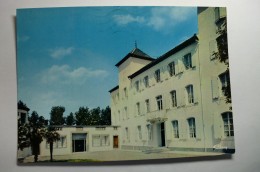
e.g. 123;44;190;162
172;120;179;138
92;135;110;147
146;124;152;141
188;118;196;138
72;133;87;152
222;112;234;137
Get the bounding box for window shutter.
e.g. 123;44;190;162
183;87;187;106
179;59;184;73
192;54;196;67
213;113;222;139
193;84;199;103
177;88;184;107
211;77;219;99
175;60;179;74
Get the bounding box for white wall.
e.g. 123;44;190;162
1;1;260;172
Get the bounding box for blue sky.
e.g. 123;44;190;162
17;6;197;119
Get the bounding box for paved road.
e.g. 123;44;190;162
22;150;223;163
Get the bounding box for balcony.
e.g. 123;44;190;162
146;109;168;123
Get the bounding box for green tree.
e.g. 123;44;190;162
50;106;65;125
44;127;60;162
75;107;90;125
214;18;232;104
100;106;111;125
89;107;101;125
18;111;46;162
65;112;75;125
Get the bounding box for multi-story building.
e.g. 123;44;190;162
109;7;234;153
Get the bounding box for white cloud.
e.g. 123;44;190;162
113;14;145;25
148;7;194;30
40;65;108;84
50;47;74;59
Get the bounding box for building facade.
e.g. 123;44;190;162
40;126;120;156
109;7;234;153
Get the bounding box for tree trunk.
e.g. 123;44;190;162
50;142;53;162
32;143;39;162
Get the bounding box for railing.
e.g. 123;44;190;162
146;109;168;123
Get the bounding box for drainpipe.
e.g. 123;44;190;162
197;42;207;152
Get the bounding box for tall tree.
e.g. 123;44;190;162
65;112;75;125
44;127;60;162
89;107;101;125
50;106;65;125
18;111;46;162
75;107;90;125
100;106;111;125
214;18;232;104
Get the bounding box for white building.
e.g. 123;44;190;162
109;7;234;153
40;126;120;156
17;103;32;159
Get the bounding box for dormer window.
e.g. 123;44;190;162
135;81;139;91
155;69;161;82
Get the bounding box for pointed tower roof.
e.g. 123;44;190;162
115;48;154;67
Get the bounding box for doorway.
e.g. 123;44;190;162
160;122;165;147
72;133;87;152
113;136;119;148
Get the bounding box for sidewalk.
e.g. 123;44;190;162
22;149;224;163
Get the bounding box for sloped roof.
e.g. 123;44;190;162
128;34;198;79
108;85;119;93
115;48;154;67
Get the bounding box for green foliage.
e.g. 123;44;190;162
50;106;65;125
18;100;30;111
75;107;90;125
214;19;232;104
18;111;46;162
100;106;111;125
74;106;111;126
44;126;60;162
65;112;75;125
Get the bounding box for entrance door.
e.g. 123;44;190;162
113;136;118;148
161;123;165;147
72;133;87;152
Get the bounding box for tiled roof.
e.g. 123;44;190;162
108;85;119;93
115;48;154;67
128;34;198;79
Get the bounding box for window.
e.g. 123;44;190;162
145;99;150;113
156;95;163;110
125;127;129;141
222;112;234;137
58;136;67;148
124;107;128;119
147;124;152;141
138;126;142;140
144;76;149;87
118;110;120;121
219;72;230;95
136;102;140;116
170;90;177;107
168;62;175;76
188;118;196;138
135;81;139;91
183;53;192;69
186;85;194;104
155;69;161;82
172;120;179;138
92;135;110;147
123;87;128;98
